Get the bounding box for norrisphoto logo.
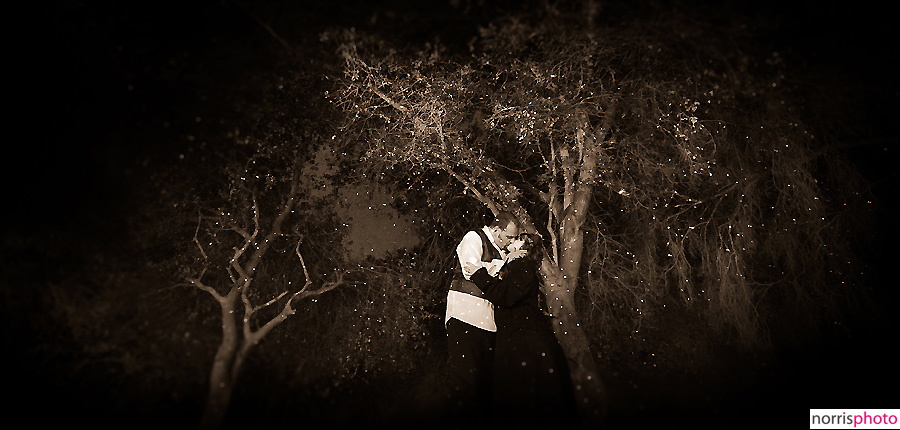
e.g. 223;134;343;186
810;409;900;429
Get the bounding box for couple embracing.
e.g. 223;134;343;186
444;211;576;428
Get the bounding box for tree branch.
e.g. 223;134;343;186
252;269;347;342
548;139;561;265
442;165;500;215
228;196;259;289
233;0;294;55
193;211;208;261
295;270;346;301
189;270;224;303
368;82;407;112
239;180;300;337
295;239;313;293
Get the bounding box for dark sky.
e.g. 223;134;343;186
15;0;895;231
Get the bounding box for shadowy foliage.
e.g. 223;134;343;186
330;3;874;362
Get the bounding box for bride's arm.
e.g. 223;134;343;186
479;261;533;307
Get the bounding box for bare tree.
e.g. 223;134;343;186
187;174;346;430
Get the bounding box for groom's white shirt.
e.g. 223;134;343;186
445;226;507;332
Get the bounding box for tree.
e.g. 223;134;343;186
170;49;356;427
187;167;348;429
329;8;869;426
332;25;611;424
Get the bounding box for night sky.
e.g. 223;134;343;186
14;0;896;238
6;0;898;427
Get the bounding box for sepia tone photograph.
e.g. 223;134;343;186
5;0;896;428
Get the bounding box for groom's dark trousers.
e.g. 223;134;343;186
445;317;495;423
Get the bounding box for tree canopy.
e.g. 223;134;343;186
331;6;873;352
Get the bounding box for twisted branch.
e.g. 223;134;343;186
193;211;209;261
442;165;500;215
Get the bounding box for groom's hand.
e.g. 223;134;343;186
506;249;527;261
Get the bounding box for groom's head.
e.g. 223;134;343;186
488;211;520;249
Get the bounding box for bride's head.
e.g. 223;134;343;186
512;233;544;262
499;233;543;280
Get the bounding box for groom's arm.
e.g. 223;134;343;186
449;231;488;296
456;230;485;280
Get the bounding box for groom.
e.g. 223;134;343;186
444;211;520;423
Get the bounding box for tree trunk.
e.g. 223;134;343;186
199;293;240;430
541;118;609;426
541;255;608;427
191;186;320;429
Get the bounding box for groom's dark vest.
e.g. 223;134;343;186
450;229;501;293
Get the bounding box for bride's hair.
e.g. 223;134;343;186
499;233;544;280
518;233;544;263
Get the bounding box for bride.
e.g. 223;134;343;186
468;233;577;426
